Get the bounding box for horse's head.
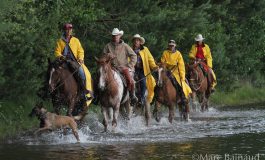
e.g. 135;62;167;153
47;58;66;93
157;63;168;87
95;53;116;90
186;63;203;91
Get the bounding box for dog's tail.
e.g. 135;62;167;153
73;112;88;121
73;115;82;121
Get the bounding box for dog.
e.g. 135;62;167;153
29;103;80;142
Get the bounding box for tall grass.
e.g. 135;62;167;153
211;83;265;106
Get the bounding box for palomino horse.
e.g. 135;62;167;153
186;61;212;112
95;54;131;132
153;64;190;123
48;58;89;120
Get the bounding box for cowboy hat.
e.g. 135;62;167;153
112;28;124;36
168;40;176;46
194;34;205;41
132;34;145;44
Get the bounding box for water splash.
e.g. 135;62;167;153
19;105;265;145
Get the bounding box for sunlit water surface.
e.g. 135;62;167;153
1;104;265;160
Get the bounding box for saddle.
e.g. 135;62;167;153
198;62;209;77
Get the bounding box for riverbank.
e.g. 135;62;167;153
211;84;265;106
0;85;265;141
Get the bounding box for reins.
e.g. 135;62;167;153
50;66;79;93
189;67;207;91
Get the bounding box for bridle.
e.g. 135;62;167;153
188;66;206;91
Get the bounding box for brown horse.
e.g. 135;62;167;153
48;58;89;120
153;64;190;123
186;61;212;112
95;54;131;132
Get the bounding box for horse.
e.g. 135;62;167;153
95;54;131;132
153;64;190;123
48;58;89;120
134;73;151;126
186;61;212;112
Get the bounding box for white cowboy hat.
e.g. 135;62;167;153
168;39;176;46
132;34;145;44
112;28;124;36
194;34;205;41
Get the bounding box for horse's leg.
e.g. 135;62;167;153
168;104;175;123
191;92;197;112
125;99;133;120
201;92;207;112
101;107;108;132
185;103;191;122
52;99;61;115
144;100;151;126
112;103;120;131
67;98;76;117
153;101;162;122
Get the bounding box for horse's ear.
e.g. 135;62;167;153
105;53;116;62
94;56;99;62
48;58;51;65
36;102;43;108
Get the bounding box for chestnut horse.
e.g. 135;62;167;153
186;61;212;112
95;54;131;132
48;58;89;120
153;64;190;123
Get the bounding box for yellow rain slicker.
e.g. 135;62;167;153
161;50;192;98
55;37;93;106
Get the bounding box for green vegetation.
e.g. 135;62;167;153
0;0;264;139
211;83;265;106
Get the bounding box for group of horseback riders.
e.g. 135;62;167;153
45;23;217;109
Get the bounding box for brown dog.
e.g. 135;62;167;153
29;103;80;142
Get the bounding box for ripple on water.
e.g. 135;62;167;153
17;105;265;145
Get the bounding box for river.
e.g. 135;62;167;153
0;104;265;160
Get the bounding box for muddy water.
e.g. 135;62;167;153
1;104;265;160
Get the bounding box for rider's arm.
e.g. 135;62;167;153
188;44;196;60
76;39;84;63
177;52;186;81
145;47;157;70
54;39;63;58
205;44;213;68
126;44;137;69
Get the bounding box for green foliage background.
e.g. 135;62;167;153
0;0;264;100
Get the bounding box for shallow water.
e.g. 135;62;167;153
1;104;265;160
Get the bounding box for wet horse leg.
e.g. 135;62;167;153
112;103;120;131
184;103;191;122
191;92;197;112
144;100;151;126
201;92;207;112
67;98;76;117
153;101;162;122
101;107;108;132
168;104;175;123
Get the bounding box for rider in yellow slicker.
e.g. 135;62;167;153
161;40;192;104
54;23;93;106
131;34;158;104
189;34;217;92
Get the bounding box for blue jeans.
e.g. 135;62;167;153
135;69;147;103
78;66;86;82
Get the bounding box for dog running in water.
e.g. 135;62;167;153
29;103;80;142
